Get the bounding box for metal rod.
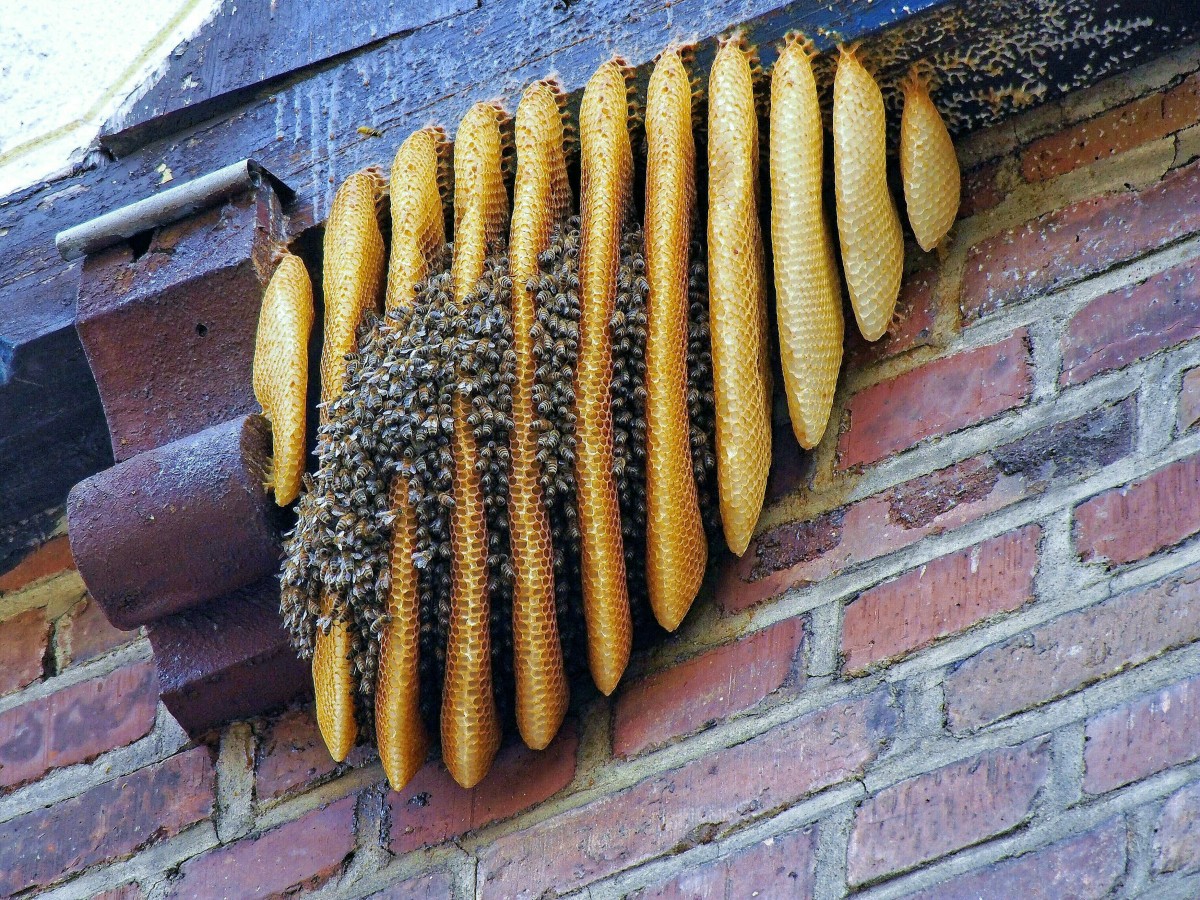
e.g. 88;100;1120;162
55;159;289;261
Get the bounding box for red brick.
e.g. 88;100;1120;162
1083;673;1200;794
720;399;1134;614
0;535;73;593
1164;72;1200;132
960;159;1006;218
93;884;144;900
1154;783;1200;875
0;608;49;696
254;704;372;802
169;794;356;898
848;739;1050;887
902;818;1126;900
1061;257;1200;386
631;827;817;899
0;747;213;895
59;597;137;667
846;269;939;367
366;872;456;899
614;617;806;758
1179;367;1200;432
1074;452;1200;566
945;561;1200;732
837;333;1032;470
842;526;1039;674
478;691;898;898
0;658;158;789
1022;93;1177;182
389;723;578;856
961;159;1200;322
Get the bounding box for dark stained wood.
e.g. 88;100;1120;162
103;0;479;156
76;187;286;461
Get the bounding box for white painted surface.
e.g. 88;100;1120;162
0;0;220;197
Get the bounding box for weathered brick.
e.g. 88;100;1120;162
0;535;73;594
960;159;1006;218
254;704;372;802
366;872;456;899
58;596;137;667
842;525;1039;674
1061;257;1200;386
169;794;356;898
1022;92;1181;182
0;747;213;895
961;159;1200;322
93;884;144;900
1074;452;1200;566
478;691;898;897
1179;367;1200;432
1084;673;1200;794
848;739;1050;887
0;658;158;789
902;818;1126;900
631;827;817;899
614;617;806;758
0;608;49;696
846;269;939;367
1154;783;1200;875
946;561;1200;732
1164;71;1200;131
718;397;1133;613
389;724;577;856
990;396;1136;485
837;333;1032;470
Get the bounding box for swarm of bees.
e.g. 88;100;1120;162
252;34;960;789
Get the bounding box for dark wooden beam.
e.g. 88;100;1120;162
103;0;479;156
67;415;283;630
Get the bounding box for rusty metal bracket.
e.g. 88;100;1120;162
75;171;292;462
148;578;309;737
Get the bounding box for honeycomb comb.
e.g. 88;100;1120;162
771;34;845;449
707;35;772;557
644;47;707;630
576;59;635;695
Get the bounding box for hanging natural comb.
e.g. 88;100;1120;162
508;80;573;750
575;58;636;696
644;47;707;631
833;44;904;342
253;252;314;507
271;35;962;787
706;33;772;558
771;33;844;450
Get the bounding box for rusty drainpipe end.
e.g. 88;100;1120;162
67;414;284;631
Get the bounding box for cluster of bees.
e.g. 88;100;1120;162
253;33;960;790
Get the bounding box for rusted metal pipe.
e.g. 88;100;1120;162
67;415;283;630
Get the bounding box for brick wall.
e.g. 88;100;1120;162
5;41;1200;900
